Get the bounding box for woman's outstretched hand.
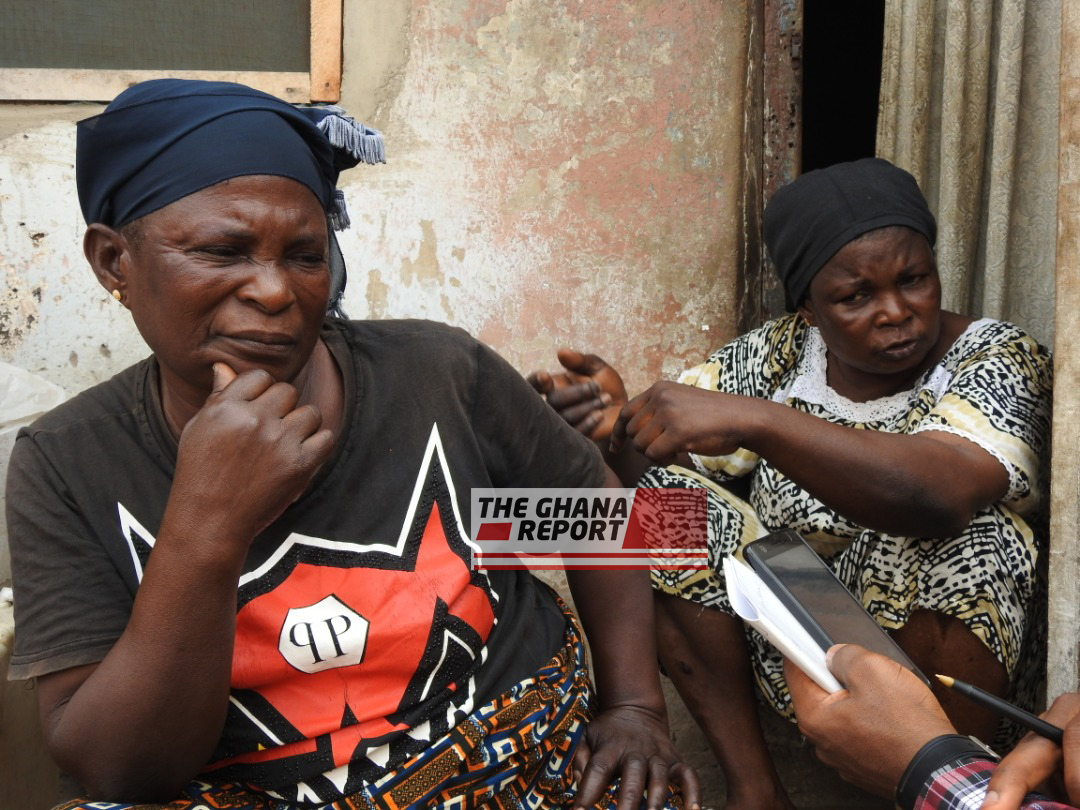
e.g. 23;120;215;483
611;381;746;463
572;705;701;810
527;349;628;443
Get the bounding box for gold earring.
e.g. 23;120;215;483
111;290;122;302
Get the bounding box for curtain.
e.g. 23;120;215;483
876;0;1060;345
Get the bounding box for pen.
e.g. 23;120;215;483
936;674;1064;746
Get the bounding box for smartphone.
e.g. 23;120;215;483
743;529;930;686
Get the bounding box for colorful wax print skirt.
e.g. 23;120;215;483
53;603;683;810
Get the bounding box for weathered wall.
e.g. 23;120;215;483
335;0;748;395
0;0;747;433
0;105;139;394
0;1;747;400
1048;0;1080;699
331;5;751;804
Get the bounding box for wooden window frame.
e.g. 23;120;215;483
0;0;342;103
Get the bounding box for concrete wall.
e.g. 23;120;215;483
0;0;747;401
336;0;747;395
1049;0;1080;700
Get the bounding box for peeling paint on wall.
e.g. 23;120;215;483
0;117;147;391
364;268;391;320
1;1;750;402
399;220;443;286
339;0;749;394
0;270;38;347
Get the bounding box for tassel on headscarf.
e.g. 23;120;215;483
309;105;384;236
315;106;386;167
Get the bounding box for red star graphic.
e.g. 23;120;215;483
217;500;494;769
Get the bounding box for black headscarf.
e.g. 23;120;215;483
763;158;937;311
75;79;385;316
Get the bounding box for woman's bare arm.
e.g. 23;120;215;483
36;363;335;801
612;382;1008;538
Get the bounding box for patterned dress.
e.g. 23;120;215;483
648;314;1053;746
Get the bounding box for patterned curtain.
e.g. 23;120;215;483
876;0;1060;345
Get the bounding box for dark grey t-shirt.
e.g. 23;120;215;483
7;318;605;800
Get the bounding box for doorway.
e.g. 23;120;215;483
801;0;886;172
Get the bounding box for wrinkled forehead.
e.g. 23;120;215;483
127;174;330;235
812;225;938;285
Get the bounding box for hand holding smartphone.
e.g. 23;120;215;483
742;529;930;688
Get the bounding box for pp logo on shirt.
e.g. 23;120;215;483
279;594;370;674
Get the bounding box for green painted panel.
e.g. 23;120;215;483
1;0;309;71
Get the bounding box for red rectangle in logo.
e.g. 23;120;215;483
476;522;513;542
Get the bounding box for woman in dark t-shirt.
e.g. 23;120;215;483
7;78;699;810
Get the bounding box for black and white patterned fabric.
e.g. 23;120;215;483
649;314;1052;748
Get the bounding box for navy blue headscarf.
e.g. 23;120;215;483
76;79;385;316
764;158;937;311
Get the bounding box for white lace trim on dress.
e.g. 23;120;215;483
913;424;1024;502
773;320;994;424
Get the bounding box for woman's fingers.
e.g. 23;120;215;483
612;754;646;810
668;761;701;810
211;361;238;391
525;369;555;396
556;348;610;378
546;381;602;411
610;393;647;452
573;746;617;809
571;734;592;788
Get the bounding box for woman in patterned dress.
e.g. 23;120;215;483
529;158;1053;810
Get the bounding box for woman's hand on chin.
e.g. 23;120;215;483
166;361;336;555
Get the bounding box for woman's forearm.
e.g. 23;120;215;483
42;519;247;801
565;567;666;711
739;399;1009;537
618;383;1009;539
44;364;338;799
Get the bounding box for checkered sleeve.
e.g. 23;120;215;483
914;761;1076;810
